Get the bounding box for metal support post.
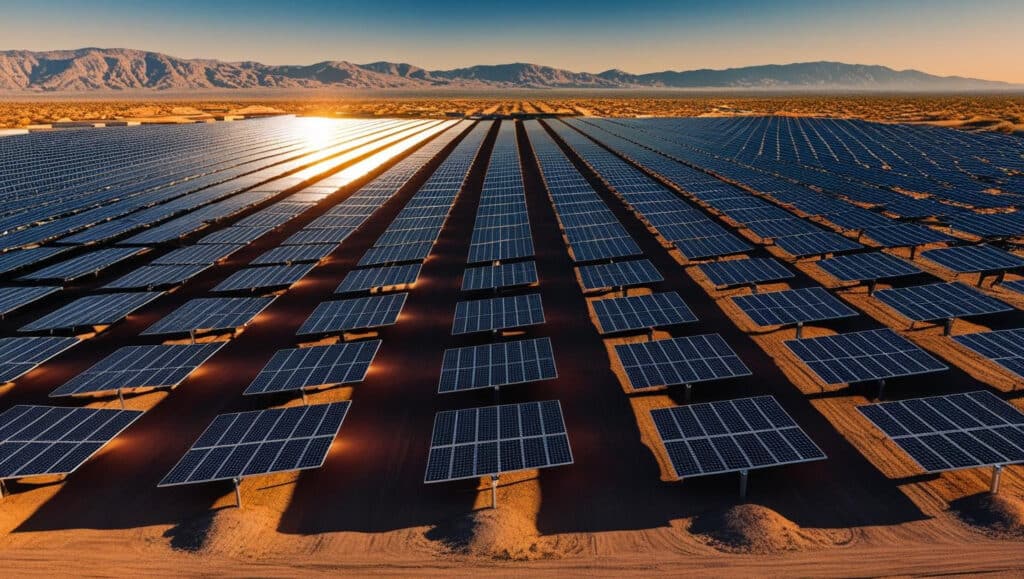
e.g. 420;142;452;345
684;383;692;403
795;321;804;340
233;477;242;508
877;379;886;401
943;318;954;336
490;475;499;509
991;465;1004;494
117;388;125;410
739;470;749;500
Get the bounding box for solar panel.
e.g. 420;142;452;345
244;340;381;395
1004;280;1024;295
49;342;224;398
576;259;662;292
251;244;337;265
0;286;60;317
773;232;863;258
142;296;274;336
0;405;143;479
452;293;545;335
282;227;356;245
953;329;1024;380
698;258;794;288
731;287;859;328
651;396;826;479
863;225;952;248
461;261;539;292
875;282;1014;323
198;226;273;245
297;293;407;335
336;264;422;293
858;391;1024;473
21;292;163;332
922;244;1024;274
672;234;752;261
103;264;209;290
439;337;557;393
20;247;144;282
158;401;351;486
424;400;573;483
0;336;79;383
358;242;433;266
0;247;70;275
614;334;751;390
817;251;922;282
785;328;947;385
153;244;244;265
592;292;697;334
212;263;315;292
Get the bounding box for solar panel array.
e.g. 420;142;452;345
614;334;751;390
21;292;163;332
0;286;60;317
461;261;538;291
0;405;143;479
922;244;1024;274
732;287;859;328
592;291;697;334
524;121;641;263
159;402;351;486
786;328;947;385
0;336;79;383
699;258;794;288
245;341;381;395
817;252;922;282
20;247;144;282
859;391;1024;472
953;329;1024;380
875;282;1014;322
103;264;210;289
651;396;826;478
336;263;422;293
466;122;535;264
297;293;407;335
212;263;315;292
49;343;225;397
439;337;556;393
424;400;572;483
452;293;545;335
142;296;274;336
576;259;662;292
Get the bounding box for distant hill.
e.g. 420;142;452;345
0;48;1014;91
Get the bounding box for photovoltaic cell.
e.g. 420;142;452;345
153;244;244;265
103;264;209;289
953;329;1024;380
424;400;573;483
251;244;337;265
651;396;826;479
0;286;60;317
452;293;545;335
576;259;662;291
142;296;274;336
158;401;351;486
461;261;539;291
698;258;794;288
21;292;163;332
297;293;407;335
922;244;1024;274
817;251;922;282
336;264;421;293
212;263;315;292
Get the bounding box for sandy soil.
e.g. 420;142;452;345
0;119;1023;576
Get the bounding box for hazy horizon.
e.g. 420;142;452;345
3;0;1023;83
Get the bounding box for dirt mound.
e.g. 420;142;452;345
689;504;838;554
427;507;557;561
950;493;1024;538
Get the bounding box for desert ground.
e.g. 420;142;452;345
0;117;1023;577
2;92;1023;133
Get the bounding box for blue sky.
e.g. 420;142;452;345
3;0;1022;81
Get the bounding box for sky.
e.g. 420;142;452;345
3;0;1023;82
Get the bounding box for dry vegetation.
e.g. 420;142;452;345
2;94;1023;133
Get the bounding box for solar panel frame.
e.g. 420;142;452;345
424;400;573;483
651;396;826;479
817;251;922;282
0;286;61;317
102;264;210;289
576;259;663;291
250;243;338;265
49;342;225;397
336;264;422;293
0;405;143;479
158;401;351;486
698;258;795;288
953;329;1024;380
211;263;315;292
438;337;557;393
461;261;539;292
922;244;1024;274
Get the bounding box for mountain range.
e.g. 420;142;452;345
0;48;1014;91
